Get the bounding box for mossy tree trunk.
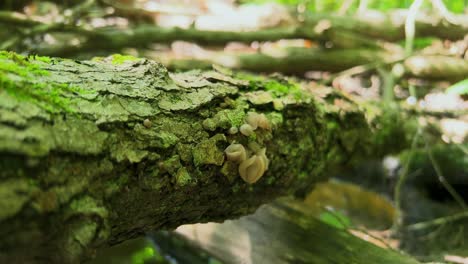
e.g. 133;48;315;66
0;52;415;263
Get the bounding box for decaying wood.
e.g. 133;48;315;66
0;52;418;263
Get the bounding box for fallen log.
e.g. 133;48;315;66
0;51;416;263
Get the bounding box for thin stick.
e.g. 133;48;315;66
430;0;464;25
338;0;356;15
405;0;424;56
406;211;468;231
322;55;410;85
424;134;467;210
393;125;421;231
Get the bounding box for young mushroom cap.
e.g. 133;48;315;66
143;119;152;128
228;126;238;134
256;114;271;130
257;148;269;170
246;112;270;130
245;112;260;129
224;143;247;163
240;124;255;136
239;154;266;184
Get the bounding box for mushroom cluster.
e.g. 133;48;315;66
224;143;246;162
239;112;270;136
225;144;269;184
224;112;271;184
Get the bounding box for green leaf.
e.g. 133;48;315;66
319;210;351;229
446;79;468;95
131;246;166;264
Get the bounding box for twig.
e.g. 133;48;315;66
430;0;466;26
0;36;20;50
405;0;424;56
100;0;202;16
338;0;356;15
0;1;99;50
424;133;467;210
321;55;411;85
0;11;44;26
376;66;394;103
357;0;369;14
455;144;468;156
65;0;95;23
393;125;422;231
406;211;468;231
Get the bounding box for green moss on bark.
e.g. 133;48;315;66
0;52;413;263
0;51;90;113
110;54;141;65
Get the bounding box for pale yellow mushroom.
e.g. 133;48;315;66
245;112;260;129
257;148;269;170
240;124;255;136
245;112;270;130
256;114;271;130
228;126;238;134
143;119;152;128
224;143;246;163
238;154;266;184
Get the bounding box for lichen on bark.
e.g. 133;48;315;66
0;52;412;263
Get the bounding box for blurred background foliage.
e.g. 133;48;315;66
243;0;466;13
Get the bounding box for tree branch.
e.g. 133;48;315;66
0;51;423;263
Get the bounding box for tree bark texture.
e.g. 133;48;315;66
0;52;414;263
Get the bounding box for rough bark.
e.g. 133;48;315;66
0;51;415;263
